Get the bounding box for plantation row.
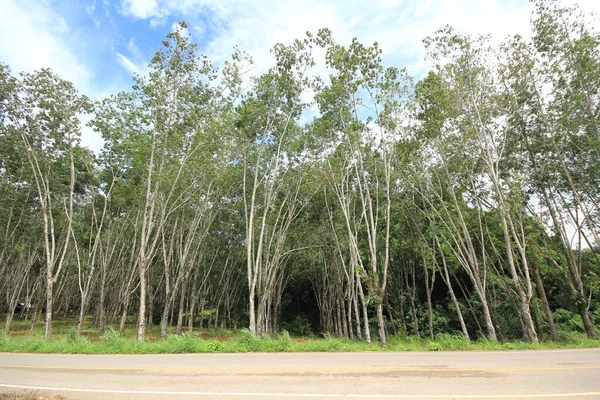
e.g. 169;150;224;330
1;0;599;346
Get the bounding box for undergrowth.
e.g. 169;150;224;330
1;327;599;354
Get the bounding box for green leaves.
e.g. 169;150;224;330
1;9;600;344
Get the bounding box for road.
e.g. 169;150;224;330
1;348;599;399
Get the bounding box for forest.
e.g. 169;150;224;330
0;0;599;347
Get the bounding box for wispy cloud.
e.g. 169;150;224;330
2;0;598;154
0;0;92;91
0;0;111;152
116;0;600;78
114;36;149;77
116;52;142;75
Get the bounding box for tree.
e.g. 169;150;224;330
2;66;92;339
314;30;413;346
238;34;319;336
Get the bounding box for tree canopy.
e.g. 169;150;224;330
1;2;599;343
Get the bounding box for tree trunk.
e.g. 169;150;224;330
119;296;130;332
376;304;386;346
530;245;560;341
160;299;171;338
498;211;538;344
137;266;146;340
176;281;187;335
356;270;371;344
188;294;197;332
578;300;597;340
76;294;87;334
407;267;420;337
439;250;470;342
384;294;397;336
44;277;53;340
353;281;362;341
479;291;497;342
424;260;435;339
98;262;106;335
248;288;256;336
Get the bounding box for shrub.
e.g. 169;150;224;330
240;328;255;343
275;330;295;352
67;327;80;343
0;333;9;347
434;332;470;350
428;341;443;351
280;315;312;336
103;327;121;343
206;340;222;352
554;309;585;333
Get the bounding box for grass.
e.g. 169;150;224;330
2;318;599;354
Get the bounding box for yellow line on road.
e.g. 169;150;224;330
0;364;599;372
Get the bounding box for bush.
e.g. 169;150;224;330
434;332;470;350
240;328;255;342
554;309;585;334
103;327;121;343
428;341;443;351
0;333;9;347
206;340;222;352
67;327;80;343
276;330;295;351
102;327;129;352
163;334;199;353
280;314;312;336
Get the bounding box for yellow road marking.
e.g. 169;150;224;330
0;364;599;372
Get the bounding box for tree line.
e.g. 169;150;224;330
1;0;598;345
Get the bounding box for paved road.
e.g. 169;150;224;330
1;349;599;399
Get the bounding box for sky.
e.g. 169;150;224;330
1;0;598;151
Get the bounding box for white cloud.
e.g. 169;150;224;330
0;0;105;152
149;16;167;27
115;36;149;77
127;37;143;61
0;0;91;91
79;113;105;152
116;53;142;75
415;0;432;18
117;0;600;80
171;21;189;37
115;0;530;78
121;0;162;19
1;0;596;156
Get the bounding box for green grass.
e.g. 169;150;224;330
2;318;599;354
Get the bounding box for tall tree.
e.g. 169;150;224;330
2;66;91;339
238;34;318;336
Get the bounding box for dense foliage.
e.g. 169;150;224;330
1;1;599;345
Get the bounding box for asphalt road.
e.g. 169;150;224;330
1;348;599;399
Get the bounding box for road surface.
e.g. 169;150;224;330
1;348;599;399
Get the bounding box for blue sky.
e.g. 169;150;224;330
1;0;598;150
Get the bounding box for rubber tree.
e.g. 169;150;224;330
237;34;318;337
413;69;499;342
315;30;412;346
421;28;539;343
3;66;91;339
497;0;600;339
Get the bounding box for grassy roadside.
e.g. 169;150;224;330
2;323;599;354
